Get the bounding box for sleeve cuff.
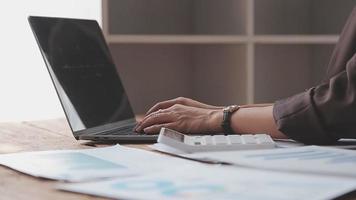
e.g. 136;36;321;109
273;88;339;144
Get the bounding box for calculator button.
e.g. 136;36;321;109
213;135;228;145
241;135;257;144
194;141;202;145
256;134;274;144
204;136;214;145
228;135;242;144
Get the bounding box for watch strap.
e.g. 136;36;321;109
221;105;240;134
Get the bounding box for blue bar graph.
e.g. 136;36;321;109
245;148;356;164
33;152;125;171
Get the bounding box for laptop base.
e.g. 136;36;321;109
79;134;158;143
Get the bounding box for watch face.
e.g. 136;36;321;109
225;105;239;113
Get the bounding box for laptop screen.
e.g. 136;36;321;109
29;16;135;132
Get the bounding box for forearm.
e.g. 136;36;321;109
230;105;287;139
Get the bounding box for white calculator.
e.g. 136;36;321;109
157;128;276;153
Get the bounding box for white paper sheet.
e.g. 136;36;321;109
58;164;356;200
150;144;356;177
0;145;199;182
186;146;356;178
274;139;356;149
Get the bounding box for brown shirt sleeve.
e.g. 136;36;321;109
273;7;356;144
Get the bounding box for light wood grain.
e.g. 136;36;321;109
1;118;356;200
0;118;140;200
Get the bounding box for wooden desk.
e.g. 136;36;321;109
0;118;140;200
1;118;356;200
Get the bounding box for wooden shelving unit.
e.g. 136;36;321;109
101;0;355;113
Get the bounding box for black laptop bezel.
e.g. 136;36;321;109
28;16;157;142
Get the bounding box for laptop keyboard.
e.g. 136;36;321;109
94;124;138;135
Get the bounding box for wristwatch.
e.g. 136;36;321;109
221;105;240;134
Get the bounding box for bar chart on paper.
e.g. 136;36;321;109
112;179;225;198
28;152;130;180
189;146;356;177
0;145;203;182
0;148;133;182
245;148;356;164
59;165;356;200
31;153;125;170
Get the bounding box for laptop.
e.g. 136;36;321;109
28;16;158;143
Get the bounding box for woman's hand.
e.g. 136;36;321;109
145;97;223;115
135;104;223;134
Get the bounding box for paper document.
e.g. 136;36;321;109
186;146;356;178
59;164;356;200
0;145;198;182
274;138;356;149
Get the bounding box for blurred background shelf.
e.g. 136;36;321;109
253;35;339;44
254;44;334;103
106;35;339;44
106;35;250;44
101;0;354;114
254;0;355;35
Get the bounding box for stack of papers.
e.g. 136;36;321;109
0;145;199;182
152;144;356;177
1;144;356;199
187;145;356;178
58;164;356;200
